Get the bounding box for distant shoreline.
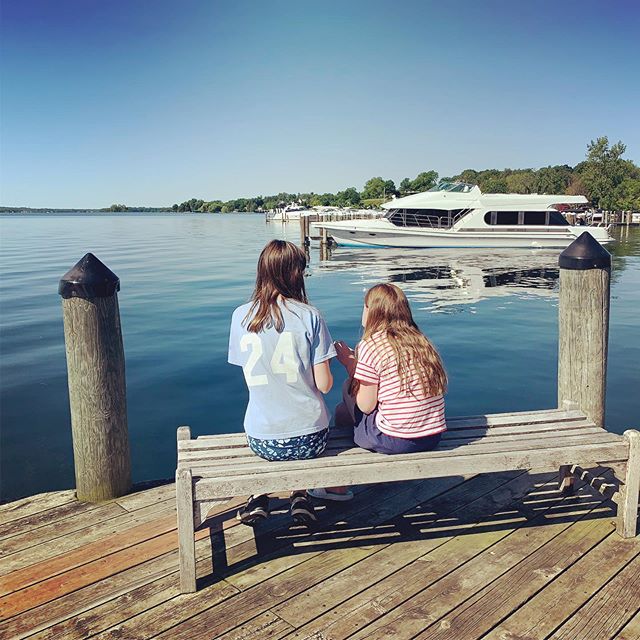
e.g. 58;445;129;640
0;207;175;214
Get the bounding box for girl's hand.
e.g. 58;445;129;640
334;340;354;367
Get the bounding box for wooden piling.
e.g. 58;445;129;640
557;233;611;428
299;215;306;246
59;253;132;501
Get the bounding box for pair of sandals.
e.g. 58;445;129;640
237;488;354;527
237;492;317;527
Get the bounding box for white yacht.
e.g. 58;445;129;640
315;182;613;248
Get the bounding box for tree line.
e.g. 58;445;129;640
2;137;637;214
170;138;639;214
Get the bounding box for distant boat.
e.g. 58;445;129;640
315;182;613;248
271;203;308;221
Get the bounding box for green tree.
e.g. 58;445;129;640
399;178;412;195
614;179;640;210
535;165;573;194
335;187;361;207
457;169;479;184
505;171;536;194
482;177;508;193
362;177;387;199
411;171;438;192
384;179;397;197
566;175;588;196
578;137;628;208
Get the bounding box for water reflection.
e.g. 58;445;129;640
316;248;561;310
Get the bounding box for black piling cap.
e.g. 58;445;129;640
559;232;611;270
58;253;120;299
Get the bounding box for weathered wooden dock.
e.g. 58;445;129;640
1;468;638;639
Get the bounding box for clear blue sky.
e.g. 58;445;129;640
1;0;638;208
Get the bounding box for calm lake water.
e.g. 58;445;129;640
1;214;638;501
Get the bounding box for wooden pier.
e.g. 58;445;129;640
1;230;638;638
1;469;639;639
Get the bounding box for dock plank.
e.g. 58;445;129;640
343;480;611;639
98;545;375;640
114;482;176;512
0;513;178;596
483;531;640;640
271;471;534;629
547;554;640;640
12;531;223;640
411;511;615;639
93;476;473;639
0;490;76;526
0;501;175;574
281;472;569;640
0;500;100;542
0;502;127;559
15;492;368;639
616;611;640;640
216;612;295;640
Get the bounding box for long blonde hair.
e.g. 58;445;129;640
244;240;308;333
361;283;447;396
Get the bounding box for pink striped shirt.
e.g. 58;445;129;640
353;334;446;439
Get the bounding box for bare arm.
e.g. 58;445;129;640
313;360;333;394
334;340;357;376
356;380;378;414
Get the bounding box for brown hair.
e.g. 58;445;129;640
244;240;308;333
361;283;447;396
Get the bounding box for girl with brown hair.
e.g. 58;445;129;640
333;283;447;455
228;240;336;525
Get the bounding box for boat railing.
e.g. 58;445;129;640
392;208;472;230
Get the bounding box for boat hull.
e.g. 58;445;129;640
323;226;612;249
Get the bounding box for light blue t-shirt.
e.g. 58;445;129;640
228;299;336;440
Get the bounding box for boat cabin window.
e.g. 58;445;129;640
483;211;570;226
523;211;547;225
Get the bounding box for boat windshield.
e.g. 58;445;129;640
428;182;476;193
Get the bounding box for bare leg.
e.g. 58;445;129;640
335;378;356;426
326;379;357;495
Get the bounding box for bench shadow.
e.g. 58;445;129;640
199;469;618;588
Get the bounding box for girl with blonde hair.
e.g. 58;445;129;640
228;240;336;525
333;283;447;455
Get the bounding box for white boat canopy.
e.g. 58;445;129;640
382;182;588;211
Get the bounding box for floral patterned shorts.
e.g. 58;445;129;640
247;428;330;462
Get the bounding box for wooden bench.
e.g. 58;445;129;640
175;407;639;592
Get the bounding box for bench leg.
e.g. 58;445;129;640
559;465;575;494
617;430;640;538
176;468;197;592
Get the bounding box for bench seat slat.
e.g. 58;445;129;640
178;421;602;460
189;409;588;444
182;431;627;477
179;415;594;453
178;424;605;464
191;441;629;501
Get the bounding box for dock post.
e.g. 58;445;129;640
557;233;611;428
299;215;306;247
319;226;330;260
58;253;132;502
